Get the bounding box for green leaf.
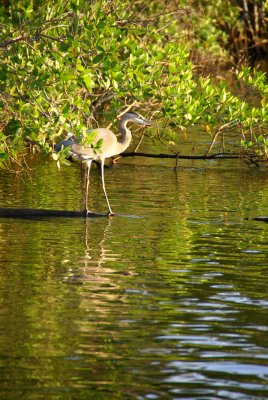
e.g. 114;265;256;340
83;74;95;90
93;54;104;64
52;152;59;161
184;113;192;121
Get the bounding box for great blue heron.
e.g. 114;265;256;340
55;111;152;216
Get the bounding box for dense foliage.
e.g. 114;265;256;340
178;0;268;67
0;0;268;170
218;0;268;66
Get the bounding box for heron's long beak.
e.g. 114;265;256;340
142;118;154;126
145;119;157;127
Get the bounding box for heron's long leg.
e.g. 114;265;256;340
101;159;114;215
85;160;92;214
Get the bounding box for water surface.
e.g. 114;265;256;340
0;152;268;399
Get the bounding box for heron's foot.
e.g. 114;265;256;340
111;156;121;164
108;211;116;217
84;209;93;217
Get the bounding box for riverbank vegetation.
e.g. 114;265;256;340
0;0;267;171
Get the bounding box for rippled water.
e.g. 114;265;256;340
1;153;268;399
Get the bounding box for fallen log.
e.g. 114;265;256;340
120;151;241;160
0;207;107;219
251;216;268;223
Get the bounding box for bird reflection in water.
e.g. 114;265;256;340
63;217;133;288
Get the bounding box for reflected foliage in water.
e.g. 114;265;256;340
0;156;268;399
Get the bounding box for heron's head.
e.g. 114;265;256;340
122;111;152;126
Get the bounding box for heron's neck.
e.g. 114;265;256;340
117;120;132;152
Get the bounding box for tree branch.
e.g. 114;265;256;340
0;35;24;48
120;151;241;160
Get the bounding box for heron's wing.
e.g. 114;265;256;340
70;129;118;160
55;136;76;152
70;143;95;160
55;128;118;160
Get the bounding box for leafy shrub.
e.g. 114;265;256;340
0;0;267;169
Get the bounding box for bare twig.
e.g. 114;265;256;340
0;35;24;48
133;129;145;152
106;101;140;130
91;91;116;112
205;120;239;155
205;130;221;156
39;33;65;43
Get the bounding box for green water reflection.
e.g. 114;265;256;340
0;154;268;399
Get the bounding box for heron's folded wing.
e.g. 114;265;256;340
55;136;76;152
